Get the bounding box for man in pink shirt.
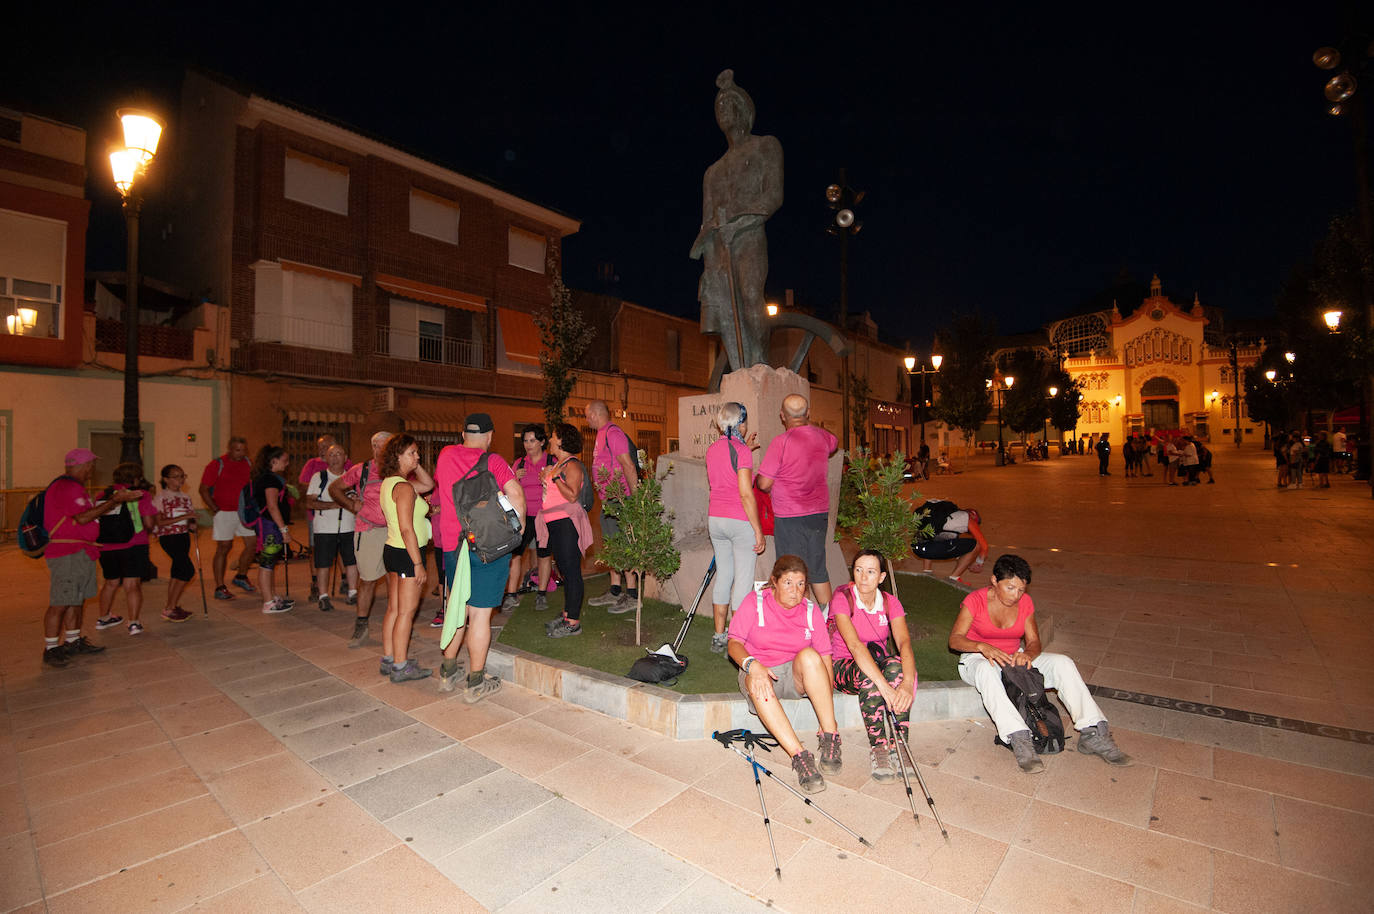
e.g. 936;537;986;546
584;400;640;614
40;448;140;667
756;394;839;607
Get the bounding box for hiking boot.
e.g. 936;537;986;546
429;612;444;628
710;632;729;653
379;657;395;676
791;749;826;794
43;645;70;667
586;589;620;607
213;586;233;600
817;731;843;775
534;593;549;612
607;593;635;615
96;615;124;629
389;660;432;683
437;662;465;692
348;619;369;648
869;744;897;783
463;672;502;704
232;575;257;593
1008;730;1046;774
161;608;192;623
318;595;333;613
1076;721;1133;766
128;621;144;635
500;593;519;612
65;636;106;655
548;618;583;638
262;599;292;614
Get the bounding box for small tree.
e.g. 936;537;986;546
838;449;926;588
598;465;682;645
533;249;594;432
848;372;872;451
932;314;995;468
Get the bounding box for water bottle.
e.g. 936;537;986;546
496;492;521;533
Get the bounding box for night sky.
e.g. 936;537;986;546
6;3;1368;343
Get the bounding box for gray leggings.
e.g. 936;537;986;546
709;515;757;610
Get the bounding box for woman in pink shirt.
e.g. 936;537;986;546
706;402;766;653
94;462;159;635
539;424;593;638
829;550;916;783
504;424;553;612
726;554;839;794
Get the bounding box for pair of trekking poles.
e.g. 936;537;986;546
712;703;948;880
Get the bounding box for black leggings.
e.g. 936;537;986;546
546;517;584;621
157;532;195;582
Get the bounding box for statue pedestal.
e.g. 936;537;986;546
656;365;846;608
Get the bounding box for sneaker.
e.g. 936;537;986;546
389;659;433;683
791;749;826;794
429;613;444;628
869;744;897;783
262;599;292;614
1076;721;1133;766
128;621;144;635
1008;730;1046;774
348;619;369;648
438;662;464;692
817;731;843;775
232;575;257;593
379;657;395;676
213;586;233;600
534;593;549;613
586;589;620;607
346;590;358;605
545;613;566;633
548;618;583;638
500;593;519;612
65;636;106;655
318;595;333;613
95;615;124;630
43;645;70;667
607;593;635;615
710;632;729;653
463;672;502;703
161;608;192;623
279;597;296;609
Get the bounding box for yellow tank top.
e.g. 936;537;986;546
381;477;431;549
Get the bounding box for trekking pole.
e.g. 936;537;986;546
883;705;949;842
712;730;872;851
191;521;209;615
747;742;782;879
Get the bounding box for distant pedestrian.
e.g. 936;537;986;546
199;437;258;600
95;462;159;636
1095;433;1111;476
151;464;196;623
1287;433;1305;489
1165;437;1181;486
1333;426;1349;474
1179;437;1200;485
1314;431;1332;488
1196;440;1215;484
1273;430;1289;488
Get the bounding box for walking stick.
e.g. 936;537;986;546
883;705;949;842
191;521;209;615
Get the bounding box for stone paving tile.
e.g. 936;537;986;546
21;739;184;806
282;705;415;760
981;846;1136;914
6;687;141;730
409;691;521;739
1273;794;1374;889
1129;890;1212;914
1148;770;1279;862
1089;668;1214;704
149;691;251;739
233;676;352;718
1210;849;1366;914
204;751;335;826
0;830;42;911
241;793;400;893
220;663;333;701
863;812;1008;903
297;844;486;913
465;717;598;779
768;837;978;913
536;747;688;826
188;872;305;912
1256;727;1374;777
655;873;774;913
29;764;208;847
0;780;27;838
257;689;386;741
309;721;453;789
502;829;702;914
1210;685;1350;728
1158;711;1265;756
383;767;553;860
174;718;286;777
14;705;155;753
344;743;499;821
1030;749;1159;828
1212;747;1374;814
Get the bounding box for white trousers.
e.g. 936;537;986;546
958;651;1106;741
708;516;757;612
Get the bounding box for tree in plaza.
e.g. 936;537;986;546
932;314;995;465
597;465;681;646
836;449;925;588
999;350;1053;440
848;371;872;451
1047;371;1085;438
1243;359;1292;433
533;248;595;433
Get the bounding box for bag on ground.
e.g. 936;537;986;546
994;664;1065;754
454;455;523;563
628;650;688;685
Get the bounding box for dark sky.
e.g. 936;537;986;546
6;3;1368;343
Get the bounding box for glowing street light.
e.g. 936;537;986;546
904;349;942;455
1285;351;1296;364
1265;369;1277;382
1324;309;1343;332
765;303;779;317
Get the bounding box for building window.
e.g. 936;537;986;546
507;227;546;273
0;208;65;339
383;298;483;368
409;189;460;244
251;262;354;352
284;149;349;215
666;328;681;371
412;432;458;469
283;421;350;476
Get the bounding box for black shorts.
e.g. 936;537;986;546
518;516;551;558
773;512;830;584
100;544;150;581
312;531;357;569
383;543;428;578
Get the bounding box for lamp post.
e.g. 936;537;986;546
1045;386;1057;449
826;171;863;453
903;351;942;455
990;375;1014;464
109;108;164;467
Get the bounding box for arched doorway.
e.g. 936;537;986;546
1141;376;1180;429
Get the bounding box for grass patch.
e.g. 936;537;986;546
495;572;965;695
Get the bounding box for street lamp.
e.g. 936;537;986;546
1324;309;1343;332
991;375;1014;464
1285;351;1296;364
826;171;863;453
1045;386;1058;448
1265;369;1277;382
903;351;942;456
766;303;779;317
109;107;164;466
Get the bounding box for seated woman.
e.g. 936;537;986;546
949;553;1131;774
727;555;840;794
829;550;916;783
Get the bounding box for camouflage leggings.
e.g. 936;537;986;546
832;655;913;750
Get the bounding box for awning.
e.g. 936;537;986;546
497;307;541;366
400;412;466;433
282;407;366;424
279;260;362;287
376;273;486;313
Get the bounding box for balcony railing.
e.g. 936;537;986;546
252;314;352;353
95;319;194;359
375;326;484;369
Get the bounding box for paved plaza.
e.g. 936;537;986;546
1;447;1371;913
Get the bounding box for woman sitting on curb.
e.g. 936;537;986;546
829;550;916;783
949;553;1131;774
727;554;840;794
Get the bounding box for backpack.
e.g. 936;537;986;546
454;454;523;563
567;458;595;512
993;664;1065;755
97;498;137;545
914;499;958;541
18;478;67;558
607;423;641;480
237;482;262;527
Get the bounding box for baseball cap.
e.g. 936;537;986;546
464;413;495;434
65;447;99;466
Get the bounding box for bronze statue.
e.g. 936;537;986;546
689;69;783;373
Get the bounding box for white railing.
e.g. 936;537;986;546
376;326;484;368
253;313;352;353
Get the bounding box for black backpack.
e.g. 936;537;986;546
454;454;523;563
914;499;958;541
97;494;137;545
993;664;1065;755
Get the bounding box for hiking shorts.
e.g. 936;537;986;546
772;513;830;584
47;551;98;606
443;547;510;609
99;544;149;581
738;658;806;715
313;532;356;569
212;510;253;541
354;526;387;582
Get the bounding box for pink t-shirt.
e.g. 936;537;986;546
97;488;157;550
43;475;99;559
827;583;906;661
592;424;635;499
706;437;752;521
514;452;550;516
435;447;516;548
757;425;837;517
337;460;385;531
962;587;1036;655
728;589;831;668
152;489;194;536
